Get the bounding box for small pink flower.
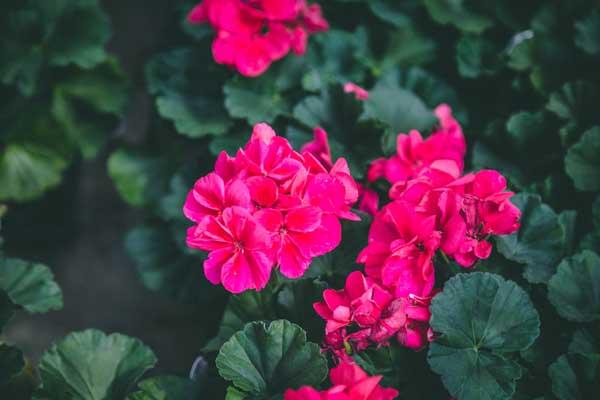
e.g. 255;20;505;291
358;186;379;216
343;82;369;101
186;206;274;293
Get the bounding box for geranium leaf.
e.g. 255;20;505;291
428;272;540;400
0;0;110;96
223;75;291;125
215;320;328;397
276;279;327;343
52;58;129;159
574;9;600;55
38;329;157;400
564;126;600;191
0;343;25;386
0;289;17;332
496;193;565;284
128;375;199;400
549;353;600;400
107;148;170;208
0;258;62;313
548;250;600;322
146;48;231;138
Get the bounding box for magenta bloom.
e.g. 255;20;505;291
284;362;398;400
343;82;369;101
301;127;332;169
188;0;328;77
184;123;359;293
186;206;274;293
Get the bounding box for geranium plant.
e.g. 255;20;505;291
1;0;600;399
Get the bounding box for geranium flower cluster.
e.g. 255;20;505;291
188;0;328;77
184;123;359;293
312;102;521;355
284;361;398;400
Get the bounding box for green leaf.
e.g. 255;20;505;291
216;320;328;397
423;0;494;33
428;272;540;400
38;329;157;400
125;225;215;305
52;58;129;159
505;111;553;154
223;76;291;125
276;279;327;342
0;258;63;313
128;375;198;400
107;149;169;208
569;327;600;355
0;141;68;202
565;126;600;191
548;250;600;322
368;1;411;27
496;193;565;284
362;70;436;134
0;343;25;386
0;0;110;96
546;81;600;139
204;286;276;352
549;353;600;400
456;35;502;78
574;9;600;55
145;48;231;138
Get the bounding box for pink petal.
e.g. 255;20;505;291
246;176;279;207
285;206;322;232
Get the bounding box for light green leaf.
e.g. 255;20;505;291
0;258;63;313
548;250;600;322
565;126;600;191
549;353;600;400
107;149;169;208
496;193;565;284
38;329;157;400
428;272;540;400
216;320;328;397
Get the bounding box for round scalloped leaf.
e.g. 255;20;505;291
549;353;600;400
548;250;600;322
145;48;231;138
52;58;129;159
546;81;600;126
223;77;291;125
38;329;157;400
0;142;68;202
565;126;600;191
574;9;600;55
496;193;565;284
216;320;328;397
0;258;63;313
456;35;502;78
0;0;110;96
0;343;25;386
428;272;540;400
128;376;197;400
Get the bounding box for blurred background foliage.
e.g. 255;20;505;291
1;0;600;399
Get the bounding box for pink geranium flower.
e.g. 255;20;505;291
301;127;333;169
186;206;274;293
188;0;328;77
184;123;359;293
284;362;398;400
